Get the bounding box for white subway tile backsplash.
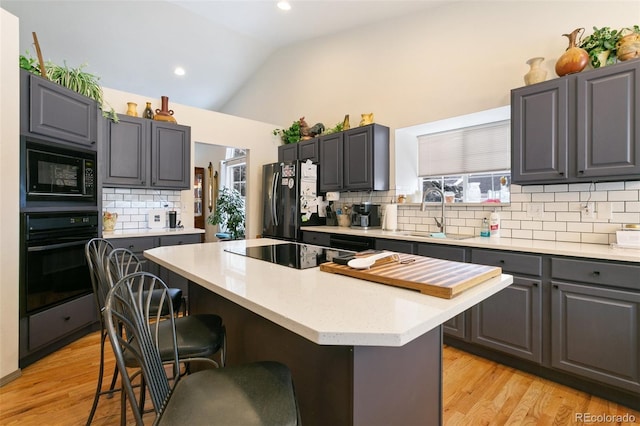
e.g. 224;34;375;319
348;179;640;245
102;188;182;231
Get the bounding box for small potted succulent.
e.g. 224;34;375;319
580;26;620;68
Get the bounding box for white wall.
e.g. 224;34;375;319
0;8;21;383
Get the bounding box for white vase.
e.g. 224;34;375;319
524;57;547;85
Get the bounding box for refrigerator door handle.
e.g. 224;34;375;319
272;171;279;227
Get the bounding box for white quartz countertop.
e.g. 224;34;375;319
104;227;205;239
144;238;513;347
301;226;640;263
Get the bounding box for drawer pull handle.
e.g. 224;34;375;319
592;271;600;276
532;282;538;287
63;316;71;321
499;260;505;264
129;245;134;249
553;284;558;289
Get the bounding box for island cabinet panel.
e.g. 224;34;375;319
512;59;640;184
277;143;298;163
470;249;543;362
21;69;98;148
551;257;640;394
101;115;191;189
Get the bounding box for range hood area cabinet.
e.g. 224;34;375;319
319;123;390;192
511;59;640;185
101;114;191;189
20;69;98;149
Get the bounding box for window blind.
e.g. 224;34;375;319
417;120;510;176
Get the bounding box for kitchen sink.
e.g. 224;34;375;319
401;231;476;240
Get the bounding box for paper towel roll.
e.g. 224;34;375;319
383;203;398;231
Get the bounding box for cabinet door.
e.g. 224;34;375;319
417;244;467;262
151;122;191;189
576;60;640;179
375;239;414;254
319;133;343;191
344;126;373;190
298;139;319;162
551;281;640;393
103;115;148;186
511;79;569;184
278;144;298;163
471;276;542;363
27;72;98;147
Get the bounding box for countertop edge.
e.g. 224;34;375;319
104;227;205;239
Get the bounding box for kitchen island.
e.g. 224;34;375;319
145;238;513;425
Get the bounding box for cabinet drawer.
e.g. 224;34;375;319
159;234;201;246
471;249;542;276
417;244;467;262
29;294;96;350
109;236;157;254
302;231;331;247
376;239;414;254
552;258;640;290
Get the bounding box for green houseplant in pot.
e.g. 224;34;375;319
273;120;301;144
580;26;620;68
19;51;118;121
207;187;245;240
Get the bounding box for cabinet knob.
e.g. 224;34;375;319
558;171;564;176
553;284;558;289
63;316;71;321
499;259;505;264
532;282;538;287
592;271;600;276
129;245;135;250
578;170;584;174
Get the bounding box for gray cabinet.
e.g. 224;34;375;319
277;143;298;163
301;231;331;247
376;238;414;254
319;124;389;192
277;139;319;163
20;69;98;148
551;258;640;393
470;249;543;362
512;59;640;184
102;115;191;189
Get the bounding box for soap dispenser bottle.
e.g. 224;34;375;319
480;218;490;237
490;210;500;237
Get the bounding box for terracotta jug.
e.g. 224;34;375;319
555;28;589;77
154;96;177;123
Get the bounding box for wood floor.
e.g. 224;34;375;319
0;330;638;425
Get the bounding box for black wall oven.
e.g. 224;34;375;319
20;211;98;317
21;137;97;207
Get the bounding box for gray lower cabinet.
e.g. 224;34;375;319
109;233;201;308
551;258;640;394
301;231;331;247
376;238;414;254
470;249;543;362
102;115;191;189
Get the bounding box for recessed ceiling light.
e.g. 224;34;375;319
174;67;185;76
277;1;291;11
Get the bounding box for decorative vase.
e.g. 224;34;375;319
359;113;374;126
154;96;177;123
555;28;589;77
616;33;640;61
524;57;547;85
103;211;118;232
342;114;350;130
126;102;138;117
592;50;611;68
142;102;154;119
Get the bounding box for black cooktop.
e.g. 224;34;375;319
225;243;353;270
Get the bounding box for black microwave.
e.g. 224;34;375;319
23;140;97;204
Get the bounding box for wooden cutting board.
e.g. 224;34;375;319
319;253;502;299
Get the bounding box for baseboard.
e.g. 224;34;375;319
0;368;22;387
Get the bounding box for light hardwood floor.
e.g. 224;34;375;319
0;330;638;425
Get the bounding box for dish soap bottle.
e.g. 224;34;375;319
480;218;490;237
490;210;500;237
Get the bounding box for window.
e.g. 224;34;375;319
418;119;510;203
222;148;247;197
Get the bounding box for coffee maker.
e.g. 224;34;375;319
351;203;381;228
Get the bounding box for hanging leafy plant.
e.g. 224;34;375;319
207;187;245;240
19;51;118;122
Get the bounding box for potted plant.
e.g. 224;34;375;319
20;51;118;121
207;187;245;240
273;120;301;144
580;26;620;68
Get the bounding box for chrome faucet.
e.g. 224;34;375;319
421;187;446;234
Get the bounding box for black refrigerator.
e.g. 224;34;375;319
262;161;324;241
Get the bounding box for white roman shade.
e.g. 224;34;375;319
418;120;510;176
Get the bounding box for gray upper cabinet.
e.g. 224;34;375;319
102;115;191;189
277;143;298;163
277;138;319;163
512;60;640;184
320;124;389;192
21;69;98;149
